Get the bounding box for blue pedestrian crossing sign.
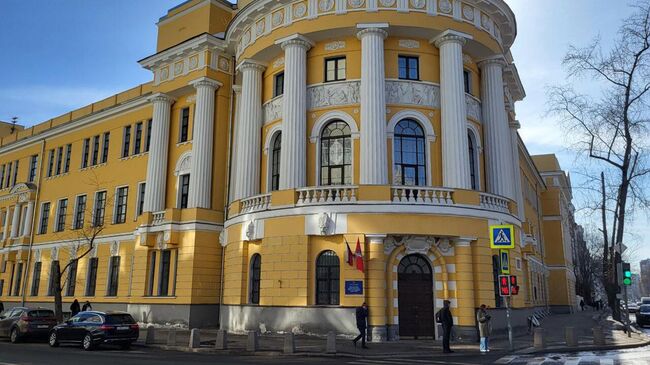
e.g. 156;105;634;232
489;224;515;249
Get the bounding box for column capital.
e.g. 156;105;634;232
453;237;476;247
366;234;388;244
356;23;389;40
232;85;242;95
431;29;472;48
276;33;314;51
509;120;521;129
236;59;267;73
148;92;176;105
189;76;222;90
477;55;507;69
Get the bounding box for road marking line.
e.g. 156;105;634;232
494;355;516;364
600;360;614;365
564;358;581;365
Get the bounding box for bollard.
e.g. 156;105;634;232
215;329;228;350
283;332;295;354
533;328;546;350
246;330;259;352
593;326;606;346
326;332;336;354
565;327;577;347
145;325;155;344
189;328;201;349
166;328;177;346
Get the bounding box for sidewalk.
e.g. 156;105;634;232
135;310;650;358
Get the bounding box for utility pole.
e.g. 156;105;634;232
506;296;514;351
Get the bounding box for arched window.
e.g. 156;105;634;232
249;254;261;304
468;131;478;190
315;250;340;305
393;119;426;186
320;121;352;186
270;133;281;191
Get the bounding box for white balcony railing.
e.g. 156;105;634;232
240;193;271;214
480;193;510;213
391;186;454;205
296;186;358;205
152;211;166;225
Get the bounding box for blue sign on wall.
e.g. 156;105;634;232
345;280;363;295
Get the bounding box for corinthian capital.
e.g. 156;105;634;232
276;34;314;51
236;59;267;73
189;76;222;90
148;92;175;105
477;55;507;69
431;29;473;48
356;23;389;40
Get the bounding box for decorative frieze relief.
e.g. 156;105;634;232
386;80;439;108
466;95;482;121
324;41;346;51
398;39;420;49
263;96;284;124
307;80;360;109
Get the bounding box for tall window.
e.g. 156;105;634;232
85;257;98;296
145;119;152;152
137;182;146;216
273;72;284;97
64;144;72;173
158;250;172;296
81;138;90;168
249;254;261;304
463;69;472;94
0;165;5;187
398;55;419;80
147;251;157;296
55;147;63;175
179;174;190;208
320;121;352;186
91;135;100;165
179;108;190;143
468;132;478;190
101;132;110;163
30;262;41;296
393;119;426;186
39;202;50;234
114;187;128;224
122;126;132;158
56;199;67;232
65;260;77;297
316;250;340;305
74;195;87;229
133;122;143;154
28;155;38;182
270;133;281;191
325;57;346;82
12;262;23;296
5;162;11;188
93;191;107;227
47;261;59;296
12;160;18;186
107;256;120;296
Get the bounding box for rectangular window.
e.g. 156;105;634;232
147;251;156;296
81;138;90;168
28;155;38;182
64;144;72;173
122;125;131;158
101;132;110;163
30;262;41;296
12;160;19;186
0;165;5;187
85;257;98;296
463;69;472;94
158;250;172;296
107;256;120;296
74;195;87;230
47;261;59;296
145;119;152;152
65;260;77;297
137;182;146;216
93;191;107;227
133;122;143;155
56;199;67;232
5;162;12;188
179;174;190;209
114;187;128;224
179;108;190;143
273;72;284;97
39;202;50;234
55;147;63;175
325;57;346;82
398;55;419;80
91;135;100;165
13;262;23;296
47;150;54;177
0;280;3;296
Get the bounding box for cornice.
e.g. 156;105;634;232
139;33;227;70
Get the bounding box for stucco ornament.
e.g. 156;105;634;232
319;0;334;12
256;20;265;35
18;193;28;203
219;230;227;247
110;241;120;256
242;30;251;45
273;57;285;68
348;0;364;8
379;0;395;6
189;55;199;69
69;243;79;260
403;236;434;255
318;212;332;235
410;0;425;9
463;5;474;20
293;3;307;18
272;11;284;27
385;80;440;108
174;62;183;76
324;41;346;51
398;39;420;49
51;247;59;261
307;80;360;109
160;68;169;81
439;0;452;13
263;96;283;123
246;221;255;241
435;238;451;254
34;249;41;262
218;57;230;72
466;97;482;121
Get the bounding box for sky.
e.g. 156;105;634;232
0;1;647;265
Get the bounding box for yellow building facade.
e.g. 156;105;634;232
0;0;576;339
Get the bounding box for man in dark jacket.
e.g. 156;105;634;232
82;301;92;312
352;302;369;348
70;299;81;316
436;299;454;353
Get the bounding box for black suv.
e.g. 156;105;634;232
48;311;139;350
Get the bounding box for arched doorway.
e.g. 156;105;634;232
398;254;434;338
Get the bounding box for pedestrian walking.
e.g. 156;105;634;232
0;300;4;314
70;299;81;316
82;300;92;311
352;302;369;349
477;304;492;353
580;299;585;311
436;299;454;353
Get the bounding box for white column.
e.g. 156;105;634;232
358;24;389;185
22;201;34;237
143;93;175;212
277;34;313;190
433;30;472;189
10;203;21;238
3;208;10;240
510;120;525;219
188;77;222;209
229;85;242;203
233;60;265;200
479;57;515;199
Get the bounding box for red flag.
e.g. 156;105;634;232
346;241;354;266
354;238;364;272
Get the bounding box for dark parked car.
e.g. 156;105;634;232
636;305;650;327
0;307;57;343
48;311;139;350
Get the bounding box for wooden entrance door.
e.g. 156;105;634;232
398;254;434;338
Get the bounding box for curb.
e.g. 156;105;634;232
515;338;650;355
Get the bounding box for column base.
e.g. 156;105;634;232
368;325;387;342
386;325;399;341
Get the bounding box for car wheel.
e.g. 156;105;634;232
10;328;20;343
82;333;94;351
48;331;59;347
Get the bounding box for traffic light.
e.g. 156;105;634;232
509;275;520;295
499;275;510;296
623;263;632;286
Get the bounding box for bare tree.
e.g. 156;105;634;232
548;1;650;318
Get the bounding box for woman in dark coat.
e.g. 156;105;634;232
70;299;81;316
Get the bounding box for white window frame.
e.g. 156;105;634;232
467;123;483;191
135;181;146;219
309;111;360;187
387;110;436;186
91;190;108;227
72;194;87;230
54;198;68;232
263;126;282;192
112;185;129;224
174;151;192;208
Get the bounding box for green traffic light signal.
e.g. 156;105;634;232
623;277;632;285
625;271;632;278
